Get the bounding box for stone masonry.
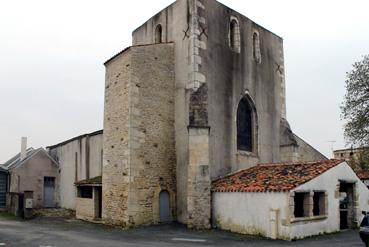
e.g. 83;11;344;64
103;43;176;227
102;0;328;229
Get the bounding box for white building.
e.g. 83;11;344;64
212;160;369;240
47;130;103;209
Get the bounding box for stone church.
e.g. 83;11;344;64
102;0;326;229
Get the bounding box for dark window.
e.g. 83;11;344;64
78;186;93;199
294;193;305;217
155;24;162;43
44;177;55;187
237;97;253;152
294;192;310;217
313;192;325;216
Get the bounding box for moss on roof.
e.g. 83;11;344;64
75;176;102;186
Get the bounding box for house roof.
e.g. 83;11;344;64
212;159;344;193
2;148;37;169
356;170;369;180
75;176;102;186
2;148;58;171
46;129;103;149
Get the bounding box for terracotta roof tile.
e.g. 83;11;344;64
356;170;369;180
212;159;344;193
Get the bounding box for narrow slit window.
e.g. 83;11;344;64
155;24;162;43
253;32;261;63
229;18;240;53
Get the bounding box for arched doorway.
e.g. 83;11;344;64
159;190;171;223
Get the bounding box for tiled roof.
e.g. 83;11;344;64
356;170;369;180
75;176;102;186
212;159;344;193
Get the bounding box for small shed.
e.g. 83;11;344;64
75;176;102;221
212;160;369;240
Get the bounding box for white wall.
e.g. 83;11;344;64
291;162;369;239
49;133;103;209
213;162;369;240
212;192;291;239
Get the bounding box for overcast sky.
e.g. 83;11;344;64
1;0;368;163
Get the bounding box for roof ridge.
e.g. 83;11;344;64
212;159;345;193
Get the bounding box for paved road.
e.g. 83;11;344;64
0;216;365;246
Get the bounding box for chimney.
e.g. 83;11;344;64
20;137;27;161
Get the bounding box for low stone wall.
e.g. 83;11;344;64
6;192;20;216
76;198;95;221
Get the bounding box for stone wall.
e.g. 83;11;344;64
132;0;190;224
76;197;95;221
102;48;132;226
187;127;211;229
280;134;327;163
103;43;176;227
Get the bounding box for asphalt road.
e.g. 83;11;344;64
0;216;365;247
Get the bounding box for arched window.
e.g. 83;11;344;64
253;32;261;63
229;18;240;53
237;97;254;152
155;24;162;43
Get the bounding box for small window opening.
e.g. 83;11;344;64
313;192;325;216
229;18;240;53
253;32;261;63
78;186;93;199
155;24;162;43
294;192;309;217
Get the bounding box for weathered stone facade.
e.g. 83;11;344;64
102;0;328;229
103;43;176;227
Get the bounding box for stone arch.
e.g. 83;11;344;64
155;24;162;43
229;17;240;53
253;31;261;63
237;94;258;153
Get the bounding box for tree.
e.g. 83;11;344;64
341;55;369;147
350;149;369;171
